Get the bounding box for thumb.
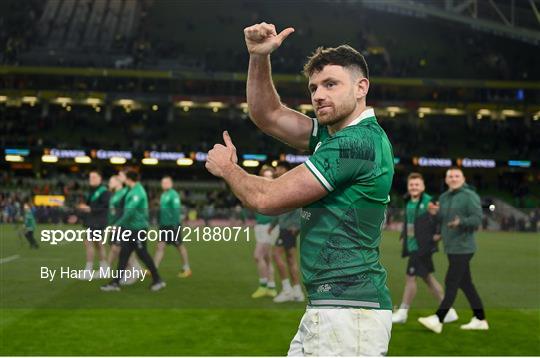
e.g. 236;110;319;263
223;130;235;149
276;27;294;43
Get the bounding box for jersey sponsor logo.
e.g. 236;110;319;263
317;283;332;293
301;209;311;221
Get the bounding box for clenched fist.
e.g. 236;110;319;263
244;22;294;56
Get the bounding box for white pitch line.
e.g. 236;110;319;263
0;254;20;264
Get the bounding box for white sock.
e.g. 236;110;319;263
182;263;190;271
399;303;410;310
293;284;302;294
268;281;276;289
99;260;108;269
282;279;292;292
85;262;93;270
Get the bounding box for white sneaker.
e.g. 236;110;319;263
392;308;408;324
443;308;459;323
460;317;489;330
77;270;94;281
150;281;166;292
98;266;110;279
418;314;443;334
292;288;305;302
120;276;138;286
273;289;295;303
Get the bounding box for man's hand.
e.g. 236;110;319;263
447;216;460;228
205;131;238;178
244;22;294;56
428;201;439;216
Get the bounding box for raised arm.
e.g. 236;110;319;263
245;22;313;151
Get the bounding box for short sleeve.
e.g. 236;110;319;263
308;117;320;153
304;134;375;192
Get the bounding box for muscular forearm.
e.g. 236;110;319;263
222;163;283;215
247;55;283;126
223;163;266;210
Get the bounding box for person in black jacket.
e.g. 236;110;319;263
392;173;457;324
77;170;111;280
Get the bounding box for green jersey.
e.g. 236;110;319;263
405;193;432;253
302;108;394;310
159;189;181;227
24;210;36;231
255;212;274;225
114;182;149;230
108;187;128;225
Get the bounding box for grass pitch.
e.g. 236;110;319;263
1;224;539;355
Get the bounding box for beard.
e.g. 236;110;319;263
316;96;357;127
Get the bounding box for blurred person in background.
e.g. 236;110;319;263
101;170;165;292
419;167;487;333
269;162;303;303
78;170;110;280
23;202;39;249
251;166;278;299
153;176;192;278
392;172;457;324
107;173;141;285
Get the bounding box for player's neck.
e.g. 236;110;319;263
328;103;367;135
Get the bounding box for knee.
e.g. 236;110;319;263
405;276;417;286
253;250;264;262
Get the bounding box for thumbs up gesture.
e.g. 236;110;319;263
244;22;295;56
205;131;238;178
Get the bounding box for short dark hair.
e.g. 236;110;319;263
126;170;139;182
447;166;464;174
303;45;369;79
407;172;424;182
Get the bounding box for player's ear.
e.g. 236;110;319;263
356;77;369;100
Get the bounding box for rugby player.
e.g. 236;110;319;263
205;23;394;355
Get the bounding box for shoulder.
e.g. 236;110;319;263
330;129;376;161
463;188;480;200
439;191;450;200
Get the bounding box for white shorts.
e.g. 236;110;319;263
254;223;279;245
287;307;392;356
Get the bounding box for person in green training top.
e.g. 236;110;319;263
153;176;192;278
268;161;304;303
101;170;165;292
106;173;142;285
419;167;488;333
23;202;39;249
251;166;278;299
205;23;394;355
392;173;457;324
78;170;110;279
